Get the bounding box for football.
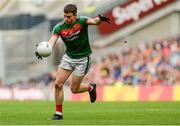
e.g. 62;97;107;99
36;41;52;57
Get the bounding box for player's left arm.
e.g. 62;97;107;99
86;14;110;25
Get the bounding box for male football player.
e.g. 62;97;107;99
35;4;110;120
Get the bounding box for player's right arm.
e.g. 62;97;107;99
35;24;61;60
35;36;58;60
49;23;62;47
48;35;59;48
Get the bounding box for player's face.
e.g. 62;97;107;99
64;12;76;24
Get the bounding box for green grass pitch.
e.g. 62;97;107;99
0;101;180;125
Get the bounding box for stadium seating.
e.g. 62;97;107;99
84;36;180;86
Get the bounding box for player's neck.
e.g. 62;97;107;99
66;20;76;26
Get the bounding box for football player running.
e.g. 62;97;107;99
35;4;110;120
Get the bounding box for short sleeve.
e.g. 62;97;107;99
79;16;89;26
52;23;61;37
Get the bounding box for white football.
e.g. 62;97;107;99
37;41;52;57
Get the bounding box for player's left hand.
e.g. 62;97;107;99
98;14;110;24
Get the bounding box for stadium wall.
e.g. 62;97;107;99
71;84;180;102
93;11;180;58
0;85;180;101
0;21;54;84
117;12;180;47
93;0;180;49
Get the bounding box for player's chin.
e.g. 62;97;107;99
66;20;73;24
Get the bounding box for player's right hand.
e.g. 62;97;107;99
35;51;42;60
35;44;42;60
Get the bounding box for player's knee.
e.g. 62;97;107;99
71;87;78;93
54;80;63;89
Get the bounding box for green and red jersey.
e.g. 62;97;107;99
52;16;92;59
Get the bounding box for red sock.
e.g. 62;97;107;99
88;85;93;92
56;104;62;114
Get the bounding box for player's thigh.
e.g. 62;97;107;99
73;56;91;76
71;74;84;89
55;68;72;85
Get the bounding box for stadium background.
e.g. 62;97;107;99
0;0;179;102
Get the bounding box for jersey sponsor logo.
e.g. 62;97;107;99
61;24;81;38
60;24;82;42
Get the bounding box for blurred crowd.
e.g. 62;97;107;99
0;36;179;88
84;36;180;86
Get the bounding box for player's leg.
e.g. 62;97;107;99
71;75;89;93
70;56;97;102
50;68;72;120
71;74;96;102
55;68;72;109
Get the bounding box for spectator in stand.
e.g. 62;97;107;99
173;67;180;85
99;57;114;85
84;36;180;86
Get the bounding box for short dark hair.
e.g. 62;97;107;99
64;4;77;15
